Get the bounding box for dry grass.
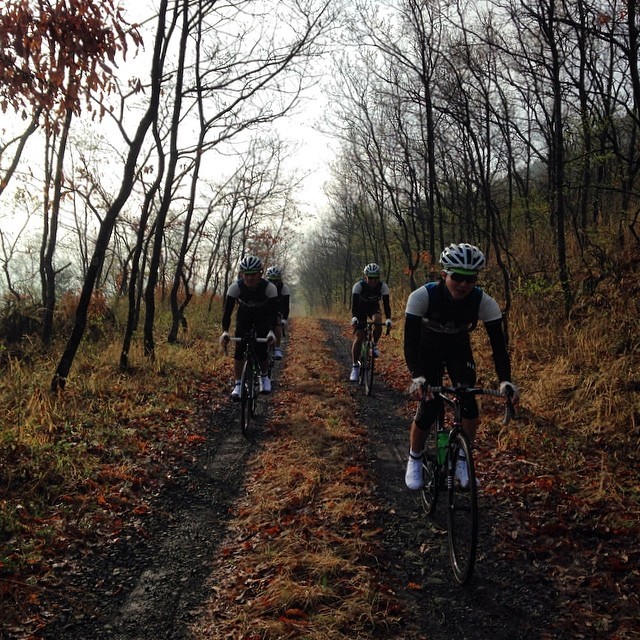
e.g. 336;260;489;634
0;295;228;573
190;318;401;639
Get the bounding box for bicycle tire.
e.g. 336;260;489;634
446;430;478;585
364;340;375;395
420;430;440;515
240;358;254;437
358;342;368;386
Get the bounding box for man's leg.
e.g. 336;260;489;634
406;419;429;490
372;311;383;343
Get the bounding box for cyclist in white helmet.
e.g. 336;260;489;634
403;243;520;489
349;263;392;382
265;266;290;360
219;256;278;399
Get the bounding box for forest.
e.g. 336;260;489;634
0;0;639;637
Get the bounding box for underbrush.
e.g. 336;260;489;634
0;295;226;579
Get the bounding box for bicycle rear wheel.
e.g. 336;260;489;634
364;341;375;395
446;430;478;584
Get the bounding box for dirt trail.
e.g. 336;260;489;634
27;318;558;640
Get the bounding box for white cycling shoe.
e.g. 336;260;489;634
405;455;423;490
259;375;272;394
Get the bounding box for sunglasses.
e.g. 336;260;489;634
448;272;478;284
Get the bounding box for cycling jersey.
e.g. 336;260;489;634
222;278;279;359
404;279;510;384
271;280;291;320
352;279;391;320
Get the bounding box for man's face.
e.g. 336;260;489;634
443;270;478;301
241;271;262;289
365;275;379;285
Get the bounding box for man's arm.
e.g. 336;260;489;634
382;294;391;320
281;294;290;320
266;282;279;331
484;318;511;382
221;295;236;332
404;313;423;377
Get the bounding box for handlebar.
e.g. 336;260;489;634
422;384;516;425
352;320;392;335
222;334;270;355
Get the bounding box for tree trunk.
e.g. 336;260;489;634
52;0;168;391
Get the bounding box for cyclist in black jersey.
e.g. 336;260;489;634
350;263;392;381
265;266;290;360
403;243;520;489
219;256;278;400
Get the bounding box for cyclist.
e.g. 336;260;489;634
219;256;278;400
265;265;290;360
350;263;392;382
403;243;519;489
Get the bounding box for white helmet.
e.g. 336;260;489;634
440;243;486;273
265;266;282;280
363;263;381;277
239;255;263;273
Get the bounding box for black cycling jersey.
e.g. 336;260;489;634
271;280;291;320
404;280;511;384
221;278;278;334
352;279;391;320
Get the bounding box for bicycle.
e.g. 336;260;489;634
228;327;269;437
418;380;515;585
357;320;390;396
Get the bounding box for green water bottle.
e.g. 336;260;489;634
436;430;448;465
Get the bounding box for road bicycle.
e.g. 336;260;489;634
357;320;390;396
229;327;269;437
418;380;515;585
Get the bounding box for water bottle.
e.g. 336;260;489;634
436;430;448;465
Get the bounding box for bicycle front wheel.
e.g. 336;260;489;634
447;430;478;585
364;341;375;395
420;424;440;515
240;359;255;437
358;343;368;386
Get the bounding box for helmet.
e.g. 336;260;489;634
265;266;282;280
363;263;381;277
440;243;485;273
239;255;263;273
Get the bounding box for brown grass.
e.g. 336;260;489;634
190;318;401;639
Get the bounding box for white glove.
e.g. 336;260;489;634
267;330;276;344
385;319;392;329
219;331;230;348
351;316;359;326
500;381;519;402
410;376;427;395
